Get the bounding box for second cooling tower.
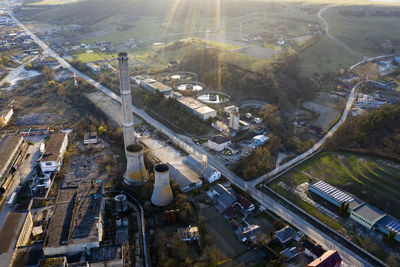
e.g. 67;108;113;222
151;163;174;206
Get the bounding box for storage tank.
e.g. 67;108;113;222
115;194;128;212
151;163;174;206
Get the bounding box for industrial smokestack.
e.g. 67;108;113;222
118;52;148;186
151;163;174;206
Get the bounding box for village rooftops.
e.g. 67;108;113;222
41;133;67;162
274;226;296;245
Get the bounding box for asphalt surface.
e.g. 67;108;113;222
9;12;387;266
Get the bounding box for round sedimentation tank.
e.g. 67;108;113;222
197;92;230;104
124;144;148;186
151;163;174;206
175;81;205;91
115;194;128;212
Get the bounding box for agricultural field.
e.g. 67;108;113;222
269;152;400;219
72;51;117;63
324;6;400;58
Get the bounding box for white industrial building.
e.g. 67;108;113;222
177;97;217;121
141;78;172;95
40;133;68;174
207;135;231;151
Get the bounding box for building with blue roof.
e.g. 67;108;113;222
376;216;400;242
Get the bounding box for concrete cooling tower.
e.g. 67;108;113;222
151;163;174;206
125;144;148;186
118;52;148;186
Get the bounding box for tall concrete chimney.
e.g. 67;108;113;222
151;163;174;206
118;52;148;186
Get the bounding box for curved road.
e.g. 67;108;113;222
317;5;364;59
9;12;387;266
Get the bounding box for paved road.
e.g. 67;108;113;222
10;12;386;266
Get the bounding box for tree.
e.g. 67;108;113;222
42;66;55;81
98;125;106;135
48;80;56;87
57;83;67;98
385;254;399;267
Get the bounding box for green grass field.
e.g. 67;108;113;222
324;6;400;58
72;51;117;62
270;152;400;219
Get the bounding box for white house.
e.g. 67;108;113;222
40;133;68;174
202;166;221;183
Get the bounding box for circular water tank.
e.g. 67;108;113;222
115;194;128;212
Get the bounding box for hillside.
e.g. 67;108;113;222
325;104;400;160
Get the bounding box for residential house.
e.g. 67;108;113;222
274;226;296;246
202;166;221;183
303;239;326;260
211;183;237;211
280;247;298;261
308;250;342;267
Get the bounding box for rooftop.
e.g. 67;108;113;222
45;181;103;248
376;215;400;236
178;97;204;109
210;135;230;145
194;105;216;115
308;250;342;267
202;166;217;180
302;239;326;258
213;183;237;208
352;203;386;223
41;133;67;162
311;180;355;204
168;162;202;190
275;226;296;244
0;135;23;180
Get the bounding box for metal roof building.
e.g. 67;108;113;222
309;180;360;209
376;216;400;242
0;135;24;184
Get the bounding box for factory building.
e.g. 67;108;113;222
207;136;231;152
309;180;400;242
0;107;13;127
309;180;362;210
183;155;221;183
0;135;24;186
141;78;172;95
177;97;217;121
168;162;202;192
43;181;104;256
86;63;100;73
39;132;68;174
376;216;400;242
350;203;386;230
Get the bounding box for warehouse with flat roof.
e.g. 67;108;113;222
309;180;362;210
43;181;104;256
350;203;386;230
177;97;217;121
141;78;172;95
